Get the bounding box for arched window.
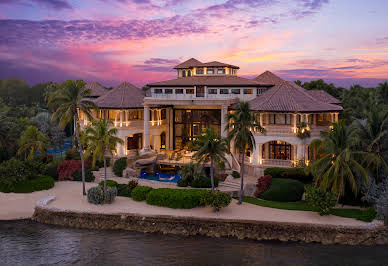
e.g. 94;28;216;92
182;70;186;77
187;70;191;77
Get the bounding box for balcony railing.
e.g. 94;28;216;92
146;93;238;100
261;159;293;168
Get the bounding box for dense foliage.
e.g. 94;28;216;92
190;176;219;188
200;190;232;211
264;168;313;183
98;180;118;187
232;171;240;179
131;186;153;201
57;160;91;181
146;188;208;209
0;175;54;193
113;157;127;177
87;186;117;205
72;168;95;182
254;174;272;197
259;178;304;202
305;185;337;216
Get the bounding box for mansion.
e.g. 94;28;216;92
80;58;342;174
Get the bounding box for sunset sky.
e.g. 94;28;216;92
0;0;387;88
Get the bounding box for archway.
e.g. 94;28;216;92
263;140;293;160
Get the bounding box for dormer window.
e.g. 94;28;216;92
182;70;186;77
217;68;225;74
206;68;214;74
196;68;204;74
187;70;191;77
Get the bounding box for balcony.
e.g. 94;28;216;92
145;93;238;100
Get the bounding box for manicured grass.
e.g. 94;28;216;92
242;197;376;222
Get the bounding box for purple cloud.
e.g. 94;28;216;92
0;0;72;10
134;58;180;72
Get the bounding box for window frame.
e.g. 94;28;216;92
220;89;229;94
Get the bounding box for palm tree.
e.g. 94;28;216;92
83;119;123;196
308;121;370;202
17;125;50;160
353;106;388;180
192;128;229;200
48;80;98;195
178;161;203;184
225;102;265;204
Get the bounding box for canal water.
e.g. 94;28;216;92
0;220;387;265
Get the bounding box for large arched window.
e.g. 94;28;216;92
187;70;191;77
182;70;186;77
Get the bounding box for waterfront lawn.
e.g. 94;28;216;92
243;197;376;222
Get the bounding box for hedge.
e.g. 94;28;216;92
259;178;304;202
190;176;219;188
113;157;127;177
131;186;153;201
0;175;55;193
98;180;118;187
264;167;313;183
146;188;208;209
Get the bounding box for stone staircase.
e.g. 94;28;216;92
94;167;118;182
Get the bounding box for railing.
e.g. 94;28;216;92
261;159;293;168
146;93;238;100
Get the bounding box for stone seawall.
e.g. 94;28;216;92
32;205;388;246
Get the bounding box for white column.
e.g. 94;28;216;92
144;105;150;150
293;113;297;133
120;110;124;127
297;144;304;161
259;113;263;126
335;113;338;122
252;143;262;165
221;105;228;138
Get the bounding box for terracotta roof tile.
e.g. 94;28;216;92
253;70;285;85
85;82;107;97
147;75;270;87
94;82;144;109
247;81;343;112
174;58;239;69
306;90;342;104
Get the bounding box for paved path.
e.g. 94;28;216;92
1;181;380;228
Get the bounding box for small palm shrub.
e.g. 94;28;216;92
132;186;153;201
87;186;117;204
259;178;304;202
254;175;272;197
191;176;219;188
305;185;336;216
113;157;127;177
72;168;95;182
232;171;240;179
98;180;118;187
200;190;232;211
146;188;208;209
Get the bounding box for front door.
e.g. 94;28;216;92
127;133;142;150
196;86;204;97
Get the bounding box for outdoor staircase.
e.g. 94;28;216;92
95;167;118;182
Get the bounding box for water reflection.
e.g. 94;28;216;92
0;220;386;265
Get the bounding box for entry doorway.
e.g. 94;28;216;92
127;133;142;150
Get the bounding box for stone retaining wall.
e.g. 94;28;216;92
32;203;388;246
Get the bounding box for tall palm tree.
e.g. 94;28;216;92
308;121;370;202
48;80;98;195
192;128;229;201
83;119;123;196
353;106;388;179
225;102;265;204
17;125;50;160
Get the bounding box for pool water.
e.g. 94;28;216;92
139;172;181;183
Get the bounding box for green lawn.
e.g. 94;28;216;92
242;197;376;222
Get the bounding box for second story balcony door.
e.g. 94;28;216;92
196;86;205;97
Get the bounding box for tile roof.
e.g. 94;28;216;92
85;82;107;97
147;75;270;87
253;70;285;85
247;81;343;112
94;82;144;109
174;58;239;69
306;90;342;104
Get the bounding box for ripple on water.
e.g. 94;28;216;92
0;220;387;265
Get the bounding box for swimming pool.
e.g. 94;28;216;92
139;172;181;183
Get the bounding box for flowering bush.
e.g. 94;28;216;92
254;175;272;197
57;160;91;181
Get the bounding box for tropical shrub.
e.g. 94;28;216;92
96;157;111;168
232;171;240;179
127;180;139;190
200;190;232;211
177;177;189;187
146;188;207;209
132;186;153;201
87;186;117;204
259;178;304;202
0;175;54;193
113;157;127;177
117;184;131;197
305;185;336;216
191;176;219;188
264;167;313;183
43;159;62;181
98;180;118;187
0;158;30;191
72;168;95;182
65;148;81;160
254;174;272;197
57;160;91;181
